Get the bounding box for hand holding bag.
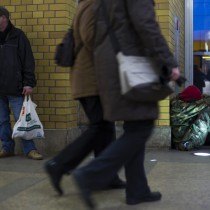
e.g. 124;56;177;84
116;52;174;101
12;95;44;140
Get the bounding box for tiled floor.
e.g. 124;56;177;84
0;148;210;210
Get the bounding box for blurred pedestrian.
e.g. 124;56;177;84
45;0;125;195
72;0;181;209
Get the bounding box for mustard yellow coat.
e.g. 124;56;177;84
71;0;98;99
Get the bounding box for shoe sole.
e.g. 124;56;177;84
127;193;162;205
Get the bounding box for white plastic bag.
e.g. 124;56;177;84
12;95;44;140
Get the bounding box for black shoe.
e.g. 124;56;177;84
126;191;162;205
73;171;95;209
105;178;126;190
45;160;63;195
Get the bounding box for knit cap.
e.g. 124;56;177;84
179;85;203;102
0;6;9;19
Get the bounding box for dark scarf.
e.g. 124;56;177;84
0;20;12;44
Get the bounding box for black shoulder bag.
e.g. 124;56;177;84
54;28;83;67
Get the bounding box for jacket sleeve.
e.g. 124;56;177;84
126;0;178;76
18;31;36;88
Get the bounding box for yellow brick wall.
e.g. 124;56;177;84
2;0;185;130
155;0;185;126
2;0;78;129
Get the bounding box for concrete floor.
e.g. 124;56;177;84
0;148;210;210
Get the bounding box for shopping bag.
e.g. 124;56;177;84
116;52;174;102
12;95;44;140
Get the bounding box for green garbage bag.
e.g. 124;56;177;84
177;111;210;150
171;96;210;151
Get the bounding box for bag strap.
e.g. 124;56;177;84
101;0;121;54
27;94;32;102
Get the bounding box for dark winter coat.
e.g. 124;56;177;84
0;22;36;95
72;0;98;99
93;0;178;121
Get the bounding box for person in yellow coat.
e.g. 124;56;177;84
45;0;125;195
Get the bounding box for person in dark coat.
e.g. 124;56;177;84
45;0;125;195
193;64;206;93
72;0;181;209
0;6;42;160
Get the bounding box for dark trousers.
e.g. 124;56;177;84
53;96;116;174
76;120;154;200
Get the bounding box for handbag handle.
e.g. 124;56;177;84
24;95;30;102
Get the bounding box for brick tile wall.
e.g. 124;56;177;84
2;0;78;129
2;0;185;129
155;0;185;126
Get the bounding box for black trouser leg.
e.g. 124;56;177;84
75;120;154;192
52;96;116;174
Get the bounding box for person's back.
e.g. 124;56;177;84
93;0;179;121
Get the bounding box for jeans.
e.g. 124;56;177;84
75;120;154;199
0;95;37;154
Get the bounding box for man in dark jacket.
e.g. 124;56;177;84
72;0;181;209
0;6;42;160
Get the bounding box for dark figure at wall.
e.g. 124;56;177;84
193;64;206;93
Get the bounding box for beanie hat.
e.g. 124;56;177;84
0;6;9;19
179;85;203;102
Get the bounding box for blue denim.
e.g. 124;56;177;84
0;95;37;155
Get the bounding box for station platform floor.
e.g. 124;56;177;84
0;148;210;210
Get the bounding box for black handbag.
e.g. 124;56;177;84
54;28;75;67
54;27;83;67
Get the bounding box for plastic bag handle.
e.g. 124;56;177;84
24;95;31;102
